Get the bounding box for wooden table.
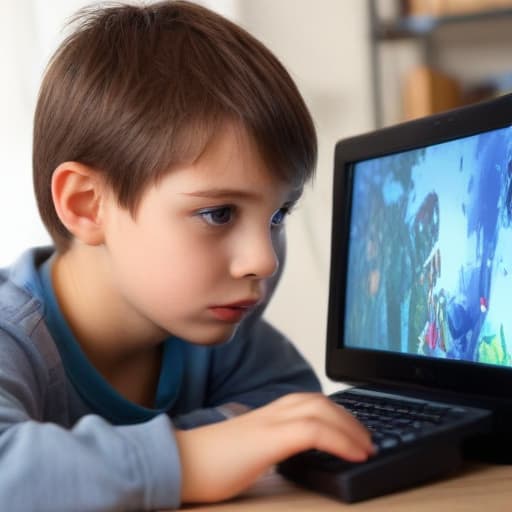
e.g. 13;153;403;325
179;463;512;511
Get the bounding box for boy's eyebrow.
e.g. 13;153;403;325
181;188;302;204
181;188;259;200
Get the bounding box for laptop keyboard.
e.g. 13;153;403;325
279;387;491;476
332;388;469;453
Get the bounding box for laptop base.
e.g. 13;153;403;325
278;440;461;503
464;433;512;464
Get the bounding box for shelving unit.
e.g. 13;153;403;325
368;0;512;127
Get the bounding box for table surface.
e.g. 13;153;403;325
177;463;512;512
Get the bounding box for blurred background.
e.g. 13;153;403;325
2;0;512;392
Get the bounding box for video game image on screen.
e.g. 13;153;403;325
344;125;512;368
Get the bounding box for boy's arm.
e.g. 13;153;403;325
0;328;374;510
0;328;373;509
0;328;181;511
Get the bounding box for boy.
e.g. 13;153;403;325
0;1;373;510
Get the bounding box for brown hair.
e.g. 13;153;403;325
33;1;317;251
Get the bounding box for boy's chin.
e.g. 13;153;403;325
209;325;240;345
187;324;241;346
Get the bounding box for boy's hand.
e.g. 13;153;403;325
174;392;374;504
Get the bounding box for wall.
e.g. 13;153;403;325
0;0;374;392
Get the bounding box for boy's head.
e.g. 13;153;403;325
33;0;317;253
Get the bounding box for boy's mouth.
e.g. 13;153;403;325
208;299;259;323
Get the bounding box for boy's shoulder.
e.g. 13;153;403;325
0;248;59;379
0;248;50;330
0;248;68;422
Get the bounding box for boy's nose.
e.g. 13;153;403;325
230;229;279;279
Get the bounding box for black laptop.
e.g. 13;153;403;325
278;94;512;502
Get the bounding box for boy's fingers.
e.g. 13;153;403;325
269;393;373;453
295;420;371;461
266;416;370;464
332;403;374;450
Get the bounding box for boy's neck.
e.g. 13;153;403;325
96;344;164;408
51;244;166;406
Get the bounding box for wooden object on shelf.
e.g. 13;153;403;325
404;0;512;17
402;65;462;120
404;0;444;16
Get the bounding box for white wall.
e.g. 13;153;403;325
0;0;374;392
0;0;68;265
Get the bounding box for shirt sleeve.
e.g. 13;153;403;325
0;327;182;512
205;315;322;410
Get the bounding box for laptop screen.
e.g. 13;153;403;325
326;94;512;399
344;125;512;369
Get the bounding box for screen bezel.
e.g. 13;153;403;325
326;93;512;400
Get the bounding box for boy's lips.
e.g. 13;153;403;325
208;299;260;323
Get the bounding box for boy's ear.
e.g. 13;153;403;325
51;162;107;246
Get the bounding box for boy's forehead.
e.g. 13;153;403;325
153;137;302;204
181;122;300;189
169;163;301;202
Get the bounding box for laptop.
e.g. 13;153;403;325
278;93;512;502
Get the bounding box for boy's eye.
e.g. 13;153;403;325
198;206;233;226
271;207;290;227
